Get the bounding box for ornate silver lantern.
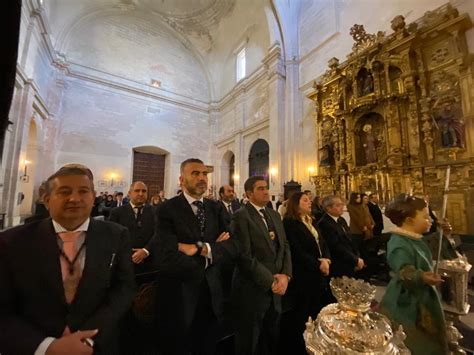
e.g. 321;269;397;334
304;277;410;354
437;250;471;354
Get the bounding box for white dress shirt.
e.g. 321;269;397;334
35;219;90;355
182;191;213;266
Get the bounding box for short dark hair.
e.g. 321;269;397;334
180;158;204;173
59;163;94;180
244;176;266;193
284;191;306;220
369;193;378;199
218;186;225;197
45;167;95;195
348;192;361;205
116;192;124;197
385;194;427;227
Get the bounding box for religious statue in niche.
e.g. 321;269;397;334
319;144;335;166
319;118;335;166
434;98;465;148
357;67;374;96
362;123;378;163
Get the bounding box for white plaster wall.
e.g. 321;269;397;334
64;11;210;102
205;0;271;99
55;78;210;195
298;0;474;87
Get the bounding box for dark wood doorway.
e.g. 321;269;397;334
132;150;166;198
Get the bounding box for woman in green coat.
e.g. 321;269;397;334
380;194;447;354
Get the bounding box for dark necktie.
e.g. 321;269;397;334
337;217;348;233
227;204;233;215
193;201;206;238
135;206;144;228
260;208;279;252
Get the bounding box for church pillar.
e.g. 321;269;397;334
2;81;36;226
263;44;286;197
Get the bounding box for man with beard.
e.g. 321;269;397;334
155;158;240;355
218;184;241;228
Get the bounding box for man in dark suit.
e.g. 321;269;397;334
368;193;384;236
109;181;157;354
318;195;364;278
155;158;240;355
0;167;135;355
218;184;241;228
111;192;127;208
231;176;292;355
109;181;156;275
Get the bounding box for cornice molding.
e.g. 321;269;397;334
64;62;210;113
213;64;268;112
215;117;269;147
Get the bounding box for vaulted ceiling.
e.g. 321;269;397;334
43;0;277;100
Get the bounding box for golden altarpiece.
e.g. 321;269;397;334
307;4;474;234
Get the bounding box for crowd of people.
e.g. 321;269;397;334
0;159;453;355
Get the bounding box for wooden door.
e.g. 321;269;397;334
132;151;165;198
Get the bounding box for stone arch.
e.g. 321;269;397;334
221;150;235;187
248;138;269;180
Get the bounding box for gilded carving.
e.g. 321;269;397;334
307;3;474;233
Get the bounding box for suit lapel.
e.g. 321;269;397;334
296;220;320;257
177;194;201;240
203;199;216;242
126;204;136;223
38;219;67;305
246;204;275;254
268;209;284;253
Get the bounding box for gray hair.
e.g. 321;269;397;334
321;195;342;210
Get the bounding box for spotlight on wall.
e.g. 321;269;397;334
232;174;240;181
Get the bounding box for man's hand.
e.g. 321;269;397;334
216;232;230;242
422;271;444;286
319;259;330;276
46;329;98;355
355;258;365;271
178;243;198;256
271;274;289;295
132;248;148;264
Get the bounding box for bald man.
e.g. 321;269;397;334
109;181;157;274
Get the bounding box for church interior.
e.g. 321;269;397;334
2;0;474;353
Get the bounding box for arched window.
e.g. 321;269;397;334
248;139;269;180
